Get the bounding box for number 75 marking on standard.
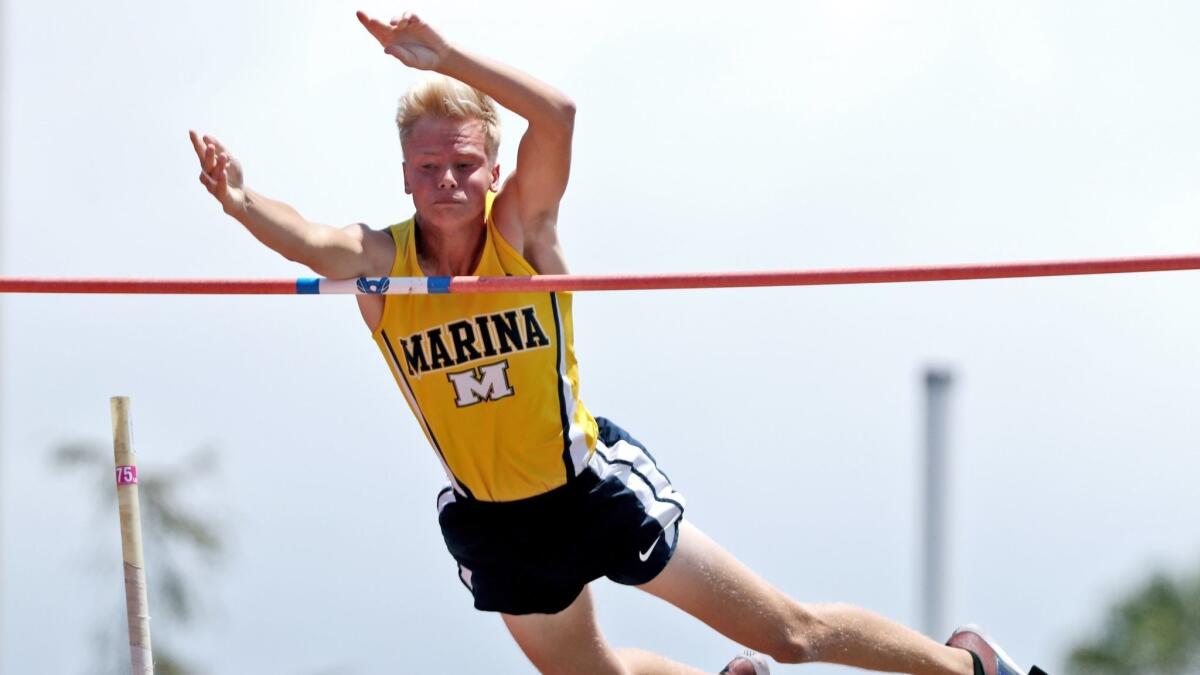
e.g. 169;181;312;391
115;465;138;486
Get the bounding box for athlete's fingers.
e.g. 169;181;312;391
188;130;207;163
199;171;218;194
356;10;381;27
202;143;218;175
215;154;229;191
204;134;230;155
356;10;390;41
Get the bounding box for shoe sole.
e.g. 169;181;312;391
952;623;1026;675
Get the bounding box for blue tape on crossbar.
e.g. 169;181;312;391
296;278;321;295
428;277;452;294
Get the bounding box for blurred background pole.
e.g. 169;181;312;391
921;367;954;639
1;0;9;669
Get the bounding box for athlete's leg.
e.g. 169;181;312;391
638;521;974;675
502;585;712;675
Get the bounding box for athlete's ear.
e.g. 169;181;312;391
402;161;412;195
490;162;500;191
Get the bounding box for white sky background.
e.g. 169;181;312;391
3;1;1200;673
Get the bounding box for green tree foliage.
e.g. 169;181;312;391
1068;567;1200;675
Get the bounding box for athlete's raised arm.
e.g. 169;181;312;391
188;130;393;279
357;11;575;271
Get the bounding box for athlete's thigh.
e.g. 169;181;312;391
502;586;629;675
638;520;807;651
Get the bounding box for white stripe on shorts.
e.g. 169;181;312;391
551;295;591;477
436;486;457;513
589;436;686;531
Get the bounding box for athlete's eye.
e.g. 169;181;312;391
456;163;474;170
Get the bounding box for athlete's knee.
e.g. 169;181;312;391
760;602;832;665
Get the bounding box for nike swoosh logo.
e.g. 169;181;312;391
638;535;662;562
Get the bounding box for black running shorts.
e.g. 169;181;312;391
436;417;686;615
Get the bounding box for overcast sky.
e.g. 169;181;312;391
3;1;1200;673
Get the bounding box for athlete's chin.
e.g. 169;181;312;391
423;200;479;215
419;203;485;228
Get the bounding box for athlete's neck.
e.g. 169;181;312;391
414;213;487;277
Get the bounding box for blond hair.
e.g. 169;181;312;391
395;76;501;162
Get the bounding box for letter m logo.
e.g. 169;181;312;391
446;362;515;407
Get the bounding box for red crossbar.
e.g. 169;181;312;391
0;254;1198;295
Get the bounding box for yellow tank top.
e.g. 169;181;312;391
371;193;598;501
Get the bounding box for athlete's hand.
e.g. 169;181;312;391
356;10;450;71
189;130;246;213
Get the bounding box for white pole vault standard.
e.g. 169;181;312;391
111;397;154;674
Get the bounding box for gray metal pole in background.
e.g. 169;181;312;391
0;0;8;669
921;367;954;639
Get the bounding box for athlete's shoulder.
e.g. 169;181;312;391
343;221;404;277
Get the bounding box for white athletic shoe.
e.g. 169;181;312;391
946;624;1044;675
718;649;771;675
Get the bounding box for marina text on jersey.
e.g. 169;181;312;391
397;305;551;378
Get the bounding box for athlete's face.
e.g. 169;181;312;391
402;116;500;229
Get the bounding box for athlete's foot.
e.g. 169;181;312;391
946;624;1046;675
718;649;770;675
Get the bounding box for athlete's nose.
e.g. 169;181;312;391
438;168;457;190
